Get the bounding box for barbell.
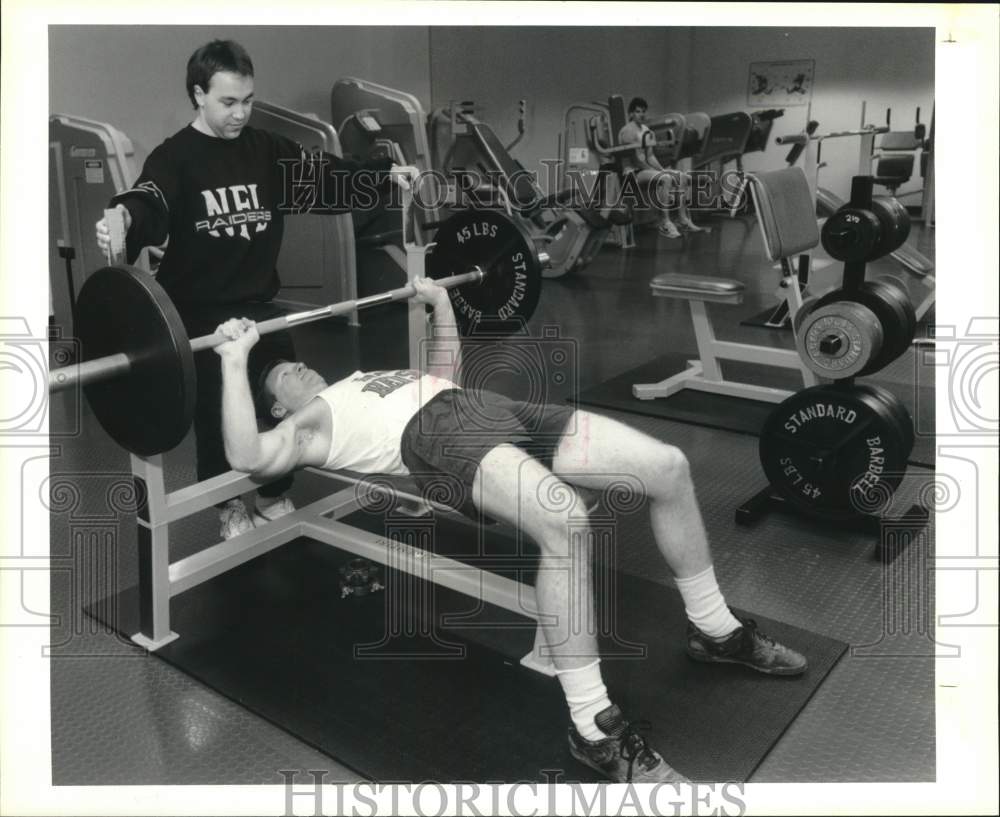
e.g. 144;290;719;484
49;207;545;456
49;267;486;395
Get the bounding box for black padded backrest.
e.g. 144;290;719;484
608;95;628;146
696;112;753;166
875;154;915;183
678;113;711;160
469;122;541;209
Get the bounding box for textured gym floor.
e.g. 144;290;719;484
46;212;937;785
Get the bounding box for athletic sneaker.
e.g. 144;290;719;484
252;495;296;525
219;498;255;540
568;704;690;784
657;222;682;239
678;218;709;234
686;613;807;675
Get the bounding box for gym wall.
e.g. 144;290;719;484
427;26;695;195
687;27;935;202
49;25;432;169
49;26;934;203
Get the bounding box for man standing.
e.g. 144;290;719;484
96;39;395;538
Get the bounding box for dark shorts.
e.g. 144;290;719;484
400;389;576;515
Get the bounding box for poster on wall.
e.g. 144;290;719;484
747;59;815;106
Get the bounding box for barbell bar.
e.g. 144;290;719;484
49;268;484;394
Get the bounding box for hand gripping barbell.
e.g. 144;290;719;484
49;208;546;456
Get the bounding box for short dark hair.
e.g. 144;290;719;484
253;358;288;425
628;97;649;114
185;40;255;108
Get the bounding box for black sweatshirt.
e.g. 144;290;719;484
112;124;392;307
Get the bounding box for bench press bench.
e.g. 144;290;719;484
129;452;560;675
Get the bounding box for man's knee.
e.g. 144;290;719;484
524;478;590;556
647;443;692;498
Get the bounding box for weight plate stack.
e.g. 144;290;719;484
813;280;916;376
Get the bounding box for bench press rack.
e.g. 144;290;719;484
125;180;563;674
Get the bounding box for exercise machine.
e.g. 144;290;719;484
429;101;619;278
693;108;784;215
249;101;360;317
49;114;161;340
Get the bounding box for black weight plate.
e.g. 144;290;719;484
855;383;915;459
792;296;819;340
814;281;914;376
821;207;882;263
871;196;911;258
427;208;542;335
861;279;916;369
76;265;196;456
759;384;909;520
872;275;918;353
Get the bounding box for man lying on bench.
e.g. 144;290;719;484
213;276;806;785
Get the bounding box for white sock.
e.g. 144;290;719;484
674;565;741;637
555;659;611;741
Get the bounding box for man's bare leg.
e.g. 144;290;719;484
471;442;690;784
551;409;806;675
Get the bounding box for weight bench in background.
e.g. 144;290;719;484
633;166;821;404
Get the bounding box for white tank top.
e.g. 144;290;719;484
314;370;457;474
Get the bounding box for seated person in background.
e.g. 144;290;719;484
618;96;706;239
213;276;807;785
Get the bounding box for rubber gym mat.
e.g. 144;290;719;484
571;354;934;469
89;522;847;784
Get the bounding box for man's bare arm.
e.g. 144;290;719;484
411;276;463;384
215;319;327;478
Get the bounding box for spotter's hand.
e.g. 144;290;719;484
389;164;418;191
95;204;132;254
